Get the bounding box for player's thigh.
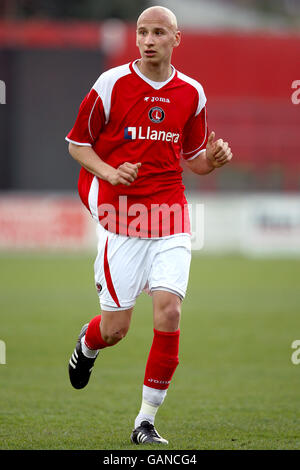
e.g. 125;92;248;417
149;235;192;301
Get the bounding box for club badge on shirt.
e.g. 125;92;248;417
149;107;165;123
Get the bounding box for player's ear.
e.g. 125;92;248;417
173;30;181;48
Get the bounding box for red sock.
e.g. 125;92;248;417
143;328;180;390
84;315;110;350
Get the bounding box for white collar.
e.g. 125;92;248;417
132;59;175;90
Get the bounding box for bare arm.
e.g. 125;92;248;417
185;150;215;175
68;143;141;186
185;131;233;175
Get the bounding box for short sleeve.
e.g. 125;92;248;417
181;105;208;161
65;88;105;147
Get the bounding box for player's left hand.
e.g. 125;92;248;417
206;131;233;168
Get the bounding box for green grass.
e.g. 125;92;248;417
0;252;300;450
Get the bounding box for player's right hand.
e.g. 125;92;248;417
109;162;142;186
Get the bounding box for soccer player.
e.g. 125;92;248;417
66;5;232;445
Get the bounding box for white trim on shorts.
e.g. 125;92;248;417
150;286;184;301
100;299;136;312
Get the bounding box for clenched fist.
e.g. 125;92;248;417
108;162;142;186
206;131;233;168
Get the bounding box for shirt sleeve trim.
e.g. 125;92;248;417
65;137;92;147
88;95;100;141
181;106;207;156
185;149;206;161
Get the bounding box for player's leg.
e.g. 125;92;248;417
131;236;191;445
68;308;140;391
68;307;133;390
131;291;181;444
68;223;149;390
152;290;181;332
85;307;133;348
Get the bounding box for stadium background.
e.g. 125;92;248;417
0;0;300;450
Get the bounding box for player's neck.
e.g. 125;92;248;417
136;59;173;83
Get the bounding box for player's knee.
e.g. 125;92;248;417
102;326;129;345
165;303;181;326
157;302;181;331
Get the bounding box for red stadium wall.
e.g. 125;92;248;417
0;21;299;191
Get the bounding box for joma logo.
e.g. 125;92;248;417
147;378;171;384
144;96;170;103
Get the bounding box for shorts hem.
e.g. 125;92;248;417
150;284;186;300
100;299;136;311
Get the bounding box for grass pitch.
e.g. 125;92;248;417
0;252;299;450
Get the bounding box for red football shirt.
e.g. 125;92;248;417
66;60;208;238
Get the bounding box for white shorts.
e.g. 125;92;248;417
94;223;191;311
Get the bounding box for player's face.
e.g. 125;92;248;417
136;16;181;66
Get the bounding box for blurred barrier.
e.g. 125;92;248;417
0;193;299;256
0;193;96;251
188;192;300;256
0;20;103;48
